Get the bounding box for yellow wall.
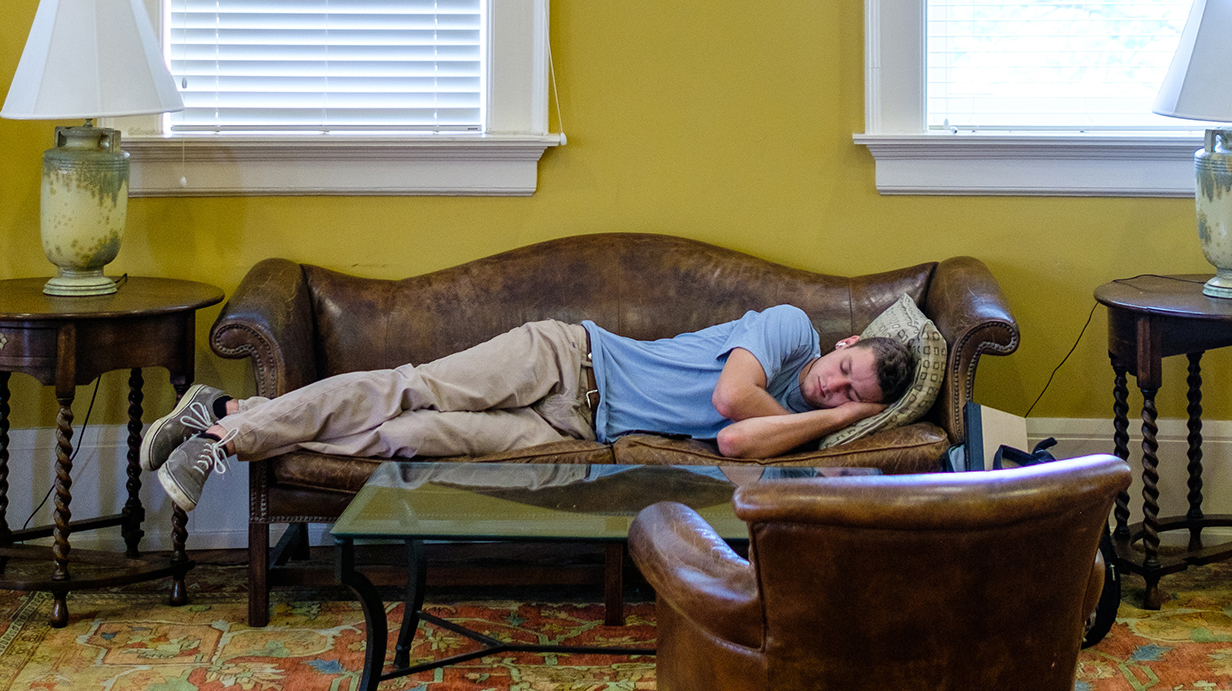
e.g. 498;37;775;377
0;0;1218;429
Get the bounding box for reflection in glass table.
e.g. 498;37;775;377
332;462;878;690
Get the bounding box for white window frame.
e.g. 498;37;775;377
109;0;560;197
854;0;1204;197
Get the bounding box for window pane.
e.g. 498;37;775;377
165;0;485;133
927;0;1207;132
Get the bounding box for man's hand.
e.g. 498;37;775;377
832;400;888;425
716;399;887;459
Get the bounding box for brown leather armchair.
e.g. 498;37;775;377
628;455;1131;691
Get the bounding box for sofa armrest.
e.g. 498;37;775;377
628;502;763;649
209;258;318;398
923;256;1020;441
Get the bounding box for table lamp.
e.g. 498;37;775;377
1;0;183;296
1153;0;1232;299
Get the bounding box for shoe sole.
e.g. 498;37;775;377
158;463;199;512
140;383;211;472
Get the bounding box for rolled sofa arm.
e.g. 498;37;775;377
628;502;763;649
209;258;318;397
923;256;1020;441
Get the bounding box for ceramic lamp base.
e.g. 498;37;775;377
1197;129;1232;299
39;124;129;298
1204;272;1232;299
43;269;117;296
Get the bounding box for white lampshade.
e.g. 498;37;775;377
1;0;183;120
1153;0;1232;123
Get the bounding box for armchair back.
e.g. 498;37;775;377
629;455;1132;691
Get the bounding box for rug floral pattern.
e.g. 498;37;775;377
6;560;1232;690
1076;559;1232;690
0;573;655;691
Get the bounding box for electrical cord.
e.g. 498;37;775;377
1023;274;1206;418
22;378;101;529
1023;301;1096;418
1112;273;1207;286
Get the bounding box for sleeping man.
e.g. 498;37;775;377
140;304;915;512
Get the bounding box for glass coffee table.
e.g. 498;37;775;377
331;461;877;690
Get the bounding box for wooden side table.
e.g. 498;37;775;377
0;276;223;626
1095;274;1232;610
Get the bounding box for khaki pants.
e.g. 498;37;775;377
219;320;596;461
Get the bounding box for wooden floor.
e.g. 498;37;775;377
174;547;253;566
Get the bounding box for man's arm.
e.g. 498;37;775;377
713;346;886;458
716;401;885;458
712;347;792;421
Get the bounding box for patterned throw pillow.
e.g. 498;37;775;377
817;294;948;449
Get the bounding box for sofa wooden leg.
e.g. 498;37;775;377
604;543;625;626
248;523;270;627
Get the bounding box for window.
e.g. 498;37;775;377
855;0;1207;196
112;0;559;197
167;0;485;134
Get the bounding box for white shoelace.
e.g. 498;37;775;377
192;429;238;477
179;401;216;432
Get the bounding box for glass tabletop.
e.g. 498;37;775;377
332;462;878;542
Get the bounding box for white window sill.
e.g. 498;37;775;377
123;134;563;197
852;132;1205;197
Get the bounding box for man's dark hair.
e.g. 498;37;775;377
849;336;916;404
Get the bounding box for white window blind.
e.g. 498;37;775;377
166;0;484;133
927;0;1204;132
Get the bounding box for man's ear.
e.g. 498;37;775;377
834;335;861;349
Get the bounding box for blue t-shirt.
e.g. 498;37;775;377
582;305;821;443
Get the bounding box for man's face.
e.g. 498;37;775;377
799;338;885;409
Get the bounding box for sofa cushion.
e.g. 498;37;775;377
818;294;948;449
272;440;614;494
614;423;949;475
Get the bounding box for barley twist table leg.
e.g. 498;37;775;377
123;369;146;558
1112;365;1131;538
50;398;74;627
170;505;190;606
1;373;11;541
169;382;192;607
1185;353;1205;552
1140;387;1163;610
0;372;11;573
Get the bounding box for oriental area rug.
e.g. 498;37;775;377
5;559;1232;690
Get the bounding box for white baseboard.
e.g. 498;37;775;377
6;419;1232;551
2;425;334;553
1029;417;1232;546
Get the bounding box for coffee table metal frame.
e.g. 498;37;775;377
334;535;654;691
331;462;873;690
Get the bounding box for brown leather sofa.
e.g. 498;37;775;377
208;233;1019;625
628;454;1131;691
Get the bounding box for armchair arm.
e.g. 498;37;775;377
209;258;318;398
923;256;1020;441
628;502;763;649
